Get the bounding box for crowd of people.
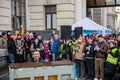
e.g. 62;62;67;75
0;26;120;80
0;26;71;63
73;33;120;80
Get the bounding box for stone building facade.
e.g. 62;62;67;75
0;0;86;36
0;0;11;31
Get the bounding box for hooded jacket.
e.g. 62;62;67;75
51;40;59;54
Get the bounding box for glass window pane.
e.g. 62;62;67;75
16;2;20;16
52;14;57;29
16;17;21;29
11;0;26;30
47;14;51;29
45;6;56;13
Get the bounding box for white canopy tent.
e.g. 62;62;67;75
72;17;112;36
101;27;112;36
72;17;103;31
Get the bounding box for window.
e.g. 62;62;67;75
45;6;57;30
11;0;26;30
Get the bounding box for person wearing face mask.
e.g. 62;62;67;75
105;41;120;80
15;34;24;63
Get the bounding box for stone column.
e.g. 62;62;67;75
75;0;86;22
26;0;30;31
102;8;107;27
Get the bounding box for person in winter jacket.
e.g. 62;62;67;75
43;42;50;62
58;39;66;60
94;35;108;80
84;37;95;80
68;36;76;61
24;32;31;61
0;32;7;49
51;34;59;61
73;36;85;78
105;41;120;80
15;34;24;63
30;38;43;51
7;34;16;63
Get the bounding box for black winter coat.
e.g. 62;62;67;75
105;47;119;74
7;38;16;54
84;44;95;58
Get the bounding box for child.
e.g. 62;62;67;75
43;42;50;62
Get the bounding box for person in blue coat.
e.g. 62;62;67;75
51;34;59;61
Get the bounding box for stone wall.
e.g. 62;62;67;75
0;0;12;31
0;49;8;67
0;0;87;31
28;0;75;31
